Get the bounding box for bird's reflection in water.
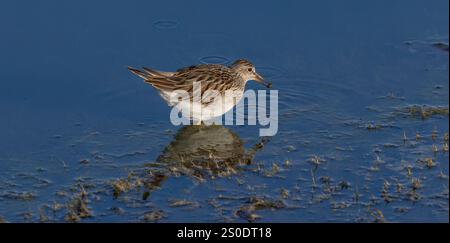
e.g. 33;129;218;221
158;125;251;178
139;125;268;195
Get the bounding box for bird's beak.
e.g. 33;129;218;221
254;72;272;89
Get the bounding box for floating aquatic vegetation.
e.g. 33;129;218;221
111;170;166;199
112;178;135;198
399;105;449;120
309;155;325;169
65;186;91;222
284;160;291;167
406;165;413;178
417;158;436;169
432;128;438;141
142;210;166;222
369;208;386;223
415;132;422;141
316;177;351;196
235;210;261;223
411;178;422;190
272;163;280;174
366;123;382;130
235;197;286;222
280;188;289;199
432;145;439;154
406;189;421;202
331;201;352;210
168;199;200;208
20;212;33;222
402;177;423;202
368;154;385;172
45;202;65;213
338;181;351;190
142;191;150;200
39;207;50;223
38;202;67;223
396;183;404;194
381;181;394;203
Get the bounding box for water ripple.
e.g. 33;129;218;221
153;20;178;30
256;66;285;79
199;55;230;65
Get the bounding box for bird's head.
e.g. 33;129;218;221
230;59;272;88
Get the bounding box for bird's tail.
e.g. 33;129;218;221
127;66;178;91
128;66;172;79
127;66;150;80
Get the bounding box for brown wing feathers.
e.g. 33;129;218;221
128;66;178;91
128;64;237;95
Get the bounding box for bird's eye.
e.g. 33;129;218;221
248;68;253;72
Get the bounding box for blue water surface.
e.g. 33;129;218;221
0;0;448;222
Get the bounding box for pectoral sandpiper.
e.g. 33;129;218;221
128;59;271;123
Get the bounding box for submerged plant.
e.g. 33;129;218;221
65;186;91;222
